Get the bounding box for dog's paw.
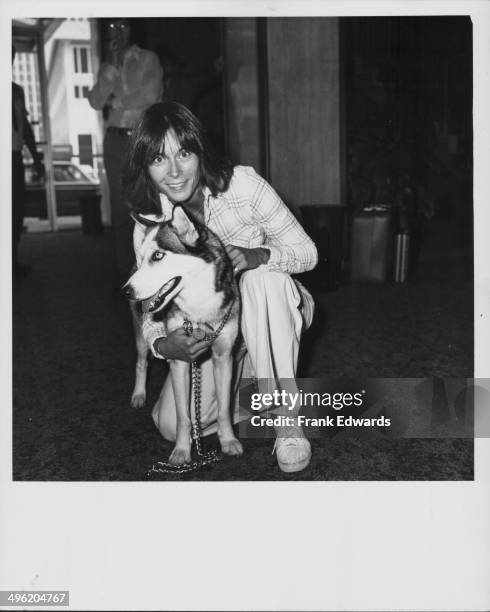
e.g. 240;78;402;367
130;393;146;409
220;438;243;457
169;447;191;466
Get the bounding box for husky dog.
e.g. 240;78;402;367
124;206;243;465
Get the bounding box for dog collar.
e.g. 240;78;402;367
183;299;235;343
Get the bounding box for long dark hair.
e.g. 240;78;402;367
122;101;234;214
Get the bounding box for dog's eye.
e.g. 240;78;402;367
151;251;165;261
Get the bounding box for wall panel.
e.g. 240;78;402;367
267;18;342;210
223;18;261;169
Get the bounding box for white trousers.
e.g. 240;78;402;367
152;268;314;441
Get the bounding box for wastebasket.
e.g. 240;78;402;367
80;192;103;235
350;206;393;283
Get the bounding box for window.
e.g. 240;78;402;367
80;48;88;73
73;46;91;74
74;86;89;99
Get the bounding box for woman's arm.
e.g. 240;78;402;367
142;314;211;362
237;167;318;274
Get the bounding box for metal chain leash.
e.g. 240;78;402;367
146;300;235;477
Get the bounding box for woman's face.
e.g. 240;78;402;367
148;129;201;204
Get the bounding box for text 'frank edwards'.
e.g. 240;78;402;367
250;414;391;427
249;390;391;428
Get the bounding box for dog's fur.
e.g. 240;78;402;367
124;206;243;465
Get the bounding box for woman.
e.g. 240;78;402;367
123;101;318;473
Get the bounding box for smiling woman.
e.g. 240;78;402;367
122;101;233;218
122;100;318;474
147;130;201;205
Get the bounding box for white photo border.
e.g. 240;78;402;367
1;1;489;610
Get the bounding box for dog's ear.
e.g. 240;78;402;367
170;206;199;246
130;212;166;229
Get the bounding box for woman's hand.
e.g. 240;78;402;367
225;245;270;274
153;328;212;362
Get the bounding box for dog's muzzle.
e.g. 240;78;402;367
142;276;182;313
122;276;182;312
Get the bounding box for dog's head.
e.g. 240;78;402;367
123;206;208;313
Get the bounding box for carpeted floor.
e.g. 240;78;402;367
12;223;474;481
